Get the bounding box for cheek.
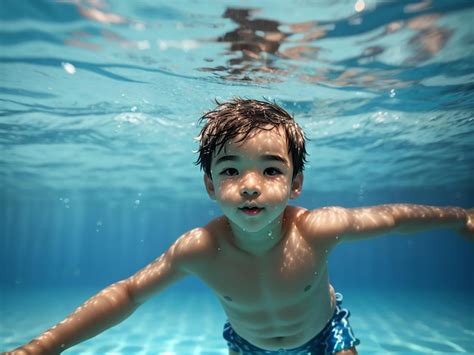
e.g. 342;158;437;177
264;179;291;200
216;180;240;201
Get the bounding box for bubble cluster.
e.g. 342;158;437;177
59;197;70;209
96;220;103;233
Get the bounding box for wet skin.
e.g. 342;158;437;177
190;207;338;350
196;127;337;349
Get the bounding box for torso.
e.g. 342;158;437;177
190;206;337;350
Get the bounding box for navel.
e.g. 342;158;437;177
224;295;233;301
304;284;312;292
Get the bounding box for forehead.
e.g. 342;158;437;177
213;127;289;160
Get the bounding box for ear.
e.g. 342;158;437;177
204;174;216;200
290;173;303;199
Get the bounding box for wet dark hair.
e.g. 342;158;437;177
195;98;307;179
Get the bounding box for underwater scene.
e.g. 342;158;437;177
1;0;473;353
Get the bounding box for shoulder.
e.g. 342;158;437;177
293;206;351;242
169;221;222;272
171;226;217;259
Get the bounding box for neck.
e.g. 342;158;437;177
227;210;288;255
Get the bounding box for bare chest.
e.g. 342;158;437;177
196;237;328;308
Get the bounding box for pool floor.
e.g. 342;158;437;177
1;287;472;354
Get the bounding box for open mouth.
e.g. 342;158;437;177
239;206;264;215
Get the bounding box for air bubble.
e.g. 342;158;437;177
355;0;365;12
62;62;76;74
136;40;150;50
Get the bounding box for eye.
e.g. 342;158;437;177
264;167;282;176
220;168;239;176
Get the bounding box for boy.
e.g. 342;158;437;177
7;98;473;354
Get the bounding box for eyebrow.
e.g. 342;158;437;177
215;154;289;166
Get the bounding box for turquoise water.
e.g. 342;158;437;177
1;0;473;353
2;288;472;353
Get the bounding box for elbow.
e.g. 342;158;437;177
106;280;138;309
378;209;397;232
121;277;149;306
387;213;397;229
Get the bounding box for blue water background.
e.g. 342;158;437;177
1;0;474;353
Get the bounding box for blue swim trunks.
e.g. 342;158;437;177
223;292;360;354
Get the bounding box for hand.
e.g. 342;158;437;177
459;208;474;242
3;350;30;355
3;343;59;355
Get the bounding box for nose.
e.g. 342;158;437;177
240;173;261;197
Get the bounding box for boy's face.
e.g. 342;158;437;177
204;127;303;233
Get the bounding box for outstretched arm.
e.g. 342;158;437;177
342;204;471;241
302;204;472;244
9;280;143;355
6;228;208;354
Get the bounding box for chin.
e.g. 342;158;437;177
238;218;279;234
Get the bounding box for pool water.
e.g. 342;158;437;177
2;287;473;353
1;0;473;353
